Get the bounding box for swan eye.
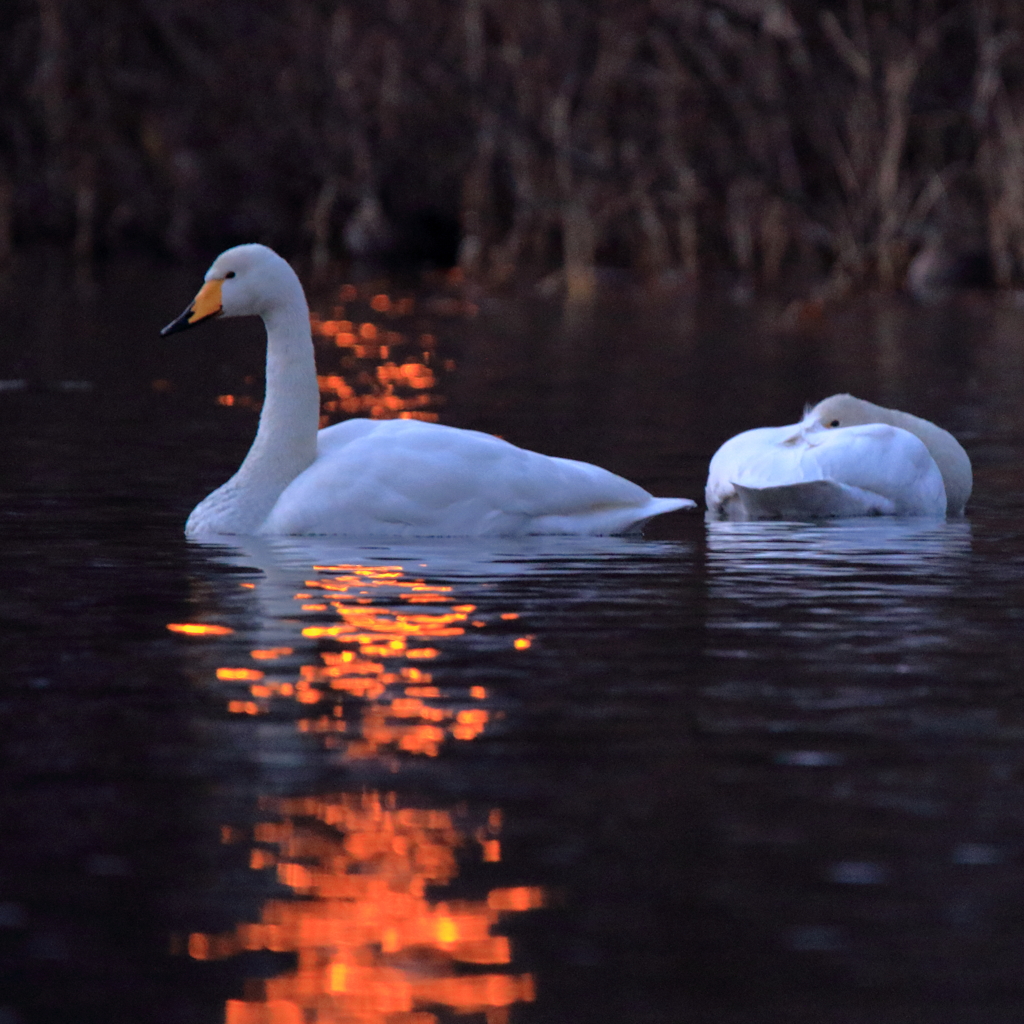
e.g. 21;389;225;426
224;271;236;279
828;419;840;428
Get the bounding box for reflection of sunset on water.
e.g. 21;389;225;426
206;279;473;425
170;556;540;1023
209;563;528;754
188;790;541;1024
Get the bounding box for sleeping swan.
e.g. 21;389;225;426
162;243;695;538
705;394;972;520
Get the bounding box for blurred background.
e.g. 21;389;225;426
5;0;1024;300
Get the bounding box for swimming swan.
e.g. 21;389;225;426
705;394;972;519
162;243;695;538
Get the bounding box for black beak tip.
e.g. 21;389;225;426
161;308;194;337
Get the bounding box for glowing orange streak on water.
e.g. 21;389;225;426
193;792;540;1024
167;622;234;636
178;553;539;1022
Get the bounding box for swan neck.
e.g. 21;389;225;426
868;404;973;515
243;298;319;477
186;288;320;537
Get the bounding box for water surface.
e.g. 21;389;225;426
3;255;1024;1023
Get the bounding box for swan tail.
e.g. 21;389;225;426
528;496;696;535
728;480;896;520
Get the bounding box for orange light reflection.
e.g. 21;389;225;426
206;278;472;421
215;563;497;755
177;555;539;1022
167;622;234;636
192;790;540;1024
309;281;472;425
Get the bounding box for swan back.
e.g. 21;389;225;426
264;418;695;537
808;394;972;514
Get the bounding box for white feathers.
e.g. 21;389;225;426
168;244;694;538
706;395;970;520
262;418;689;537
165;247;972;533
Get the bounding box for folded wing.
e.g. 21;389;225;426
263;419;694;535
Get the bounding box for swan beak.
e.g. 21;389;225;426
160;279;224;336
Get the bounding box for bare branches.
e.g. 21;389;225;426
820;11;872;81
2;0;1024;295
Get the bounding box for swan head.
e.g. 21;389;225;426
161;243;304;335
805;393;881;430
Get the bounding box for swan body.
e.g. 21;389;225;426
163;244;694;538
706;394;971;520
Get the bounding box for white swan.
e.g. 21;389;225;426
706;394;972;520
162;244;695;538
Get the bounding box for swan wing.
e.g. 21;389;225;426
706;426;793;513
264;419;694;536
731;480;896;519
707;423;947;519
314;417;387;454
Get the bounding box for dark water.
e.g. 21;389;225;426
3;253;1024;1024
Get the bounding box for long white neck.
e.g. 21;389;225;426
861;401;972;516
186;293;320;537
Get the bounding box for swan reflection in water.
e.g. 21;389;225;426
168;537;639;1024
705;517;972;587
702;518;973;727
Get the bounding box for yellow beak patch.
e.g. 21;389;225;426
161;276;226;336
189;278;224;323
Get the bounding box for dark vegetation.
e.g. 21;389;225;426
5;0;1024;297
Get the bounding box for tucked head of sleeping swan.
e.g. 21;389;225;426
807;394;972;516
163;243;695;538
705;393;972;520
